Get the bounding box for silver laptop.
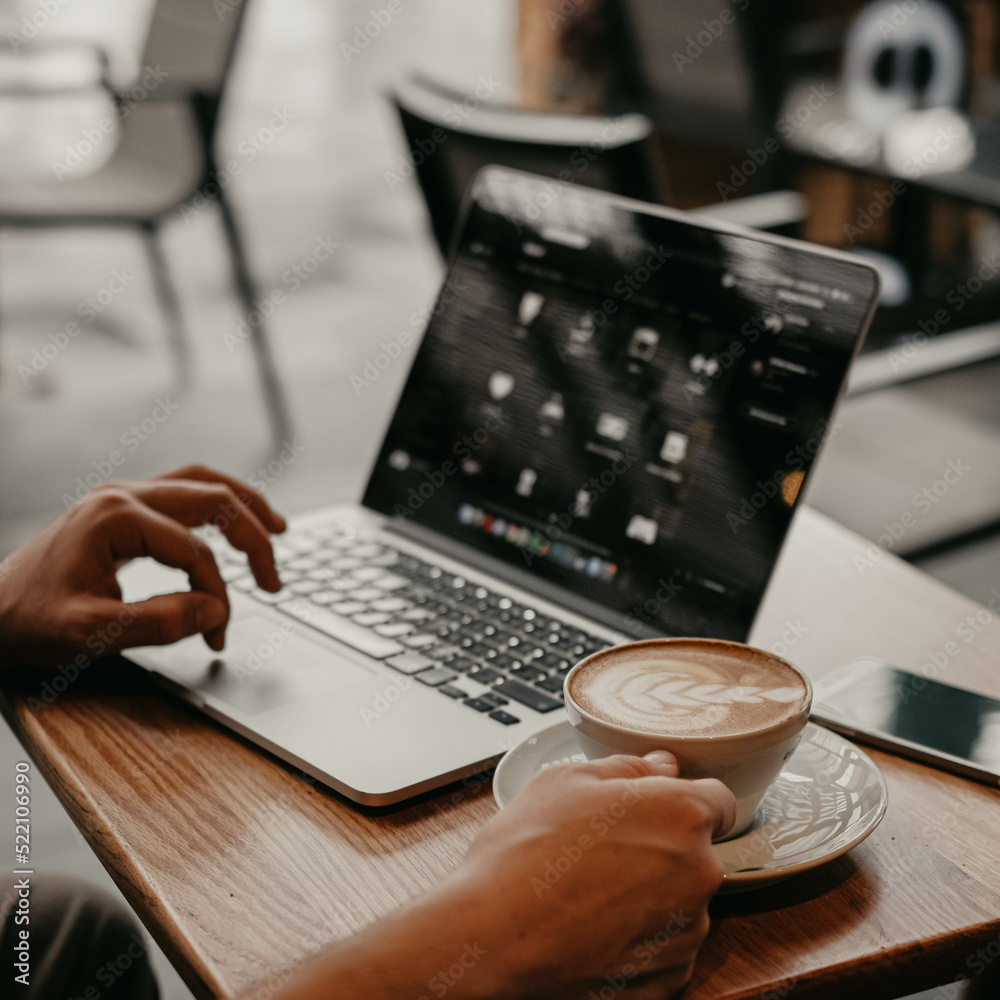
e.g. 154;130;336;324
120;167;879;805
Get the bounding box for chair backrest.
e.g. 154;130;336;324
392;75;660;256
614;0;780;150
138;0;250;100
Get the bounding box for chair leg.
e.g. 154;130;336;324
214;187;293;453
141;221;192;387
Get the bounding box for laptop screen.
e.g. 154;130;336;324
363;168;878;641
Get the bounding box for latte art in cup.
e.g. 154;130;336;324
564;639;814;837
568;645;808;738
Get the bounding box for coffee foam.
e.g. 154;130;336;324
569;642;807;737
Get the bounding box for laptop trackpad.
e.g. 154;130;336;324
136;614;374;714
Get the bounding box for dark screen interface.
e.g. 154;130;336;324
364;169;877;640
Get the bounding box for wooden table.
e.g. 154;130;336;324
4;506;1000;1000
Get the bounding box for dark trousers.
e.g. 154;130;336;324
1;877;158;1000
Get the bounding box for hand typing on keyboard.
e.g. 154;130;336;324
0;464;286;666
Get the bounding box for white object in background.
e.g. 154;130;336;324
843;0;964;139
848;249;911;308
883;107;975;178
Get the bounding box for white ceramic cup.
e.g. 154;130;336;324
564;638;812;839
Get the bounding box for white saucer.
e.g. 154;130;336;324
493;721;888;892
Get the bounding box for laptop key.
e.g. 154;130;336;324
463;698;495;713
494;679;563;713
329;601;367;615
250;589;285;605
416;667;458;686
330;557;362;571
309;590;339;606
400;608;436;623
385;651;434;674
351;588;384;602
371;597;410;613
536;674;566;694
353;612;391;626
374;573;409;591
277;601;404;659
350;567;385;582
437;684;468;699
510;664;545;683
374;622;415;637
402;634;437;648
489;710;520;726
478;692;509;708
468;666;502;686
426;644;462;661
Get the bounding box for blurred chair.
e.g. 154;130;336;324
0;0;291;450
391;74;661;257
613;0;785;158
611;0;805;233
392;73;805;256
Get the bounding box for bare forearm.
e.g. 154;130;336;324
265;875;514;1000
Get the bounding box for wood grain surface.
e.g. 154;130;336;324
3;506;1000;1000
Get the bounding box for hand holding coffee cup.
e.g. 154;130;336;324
564;638;812;838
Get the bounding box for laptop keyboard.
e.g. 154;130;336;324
215;524;616;726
